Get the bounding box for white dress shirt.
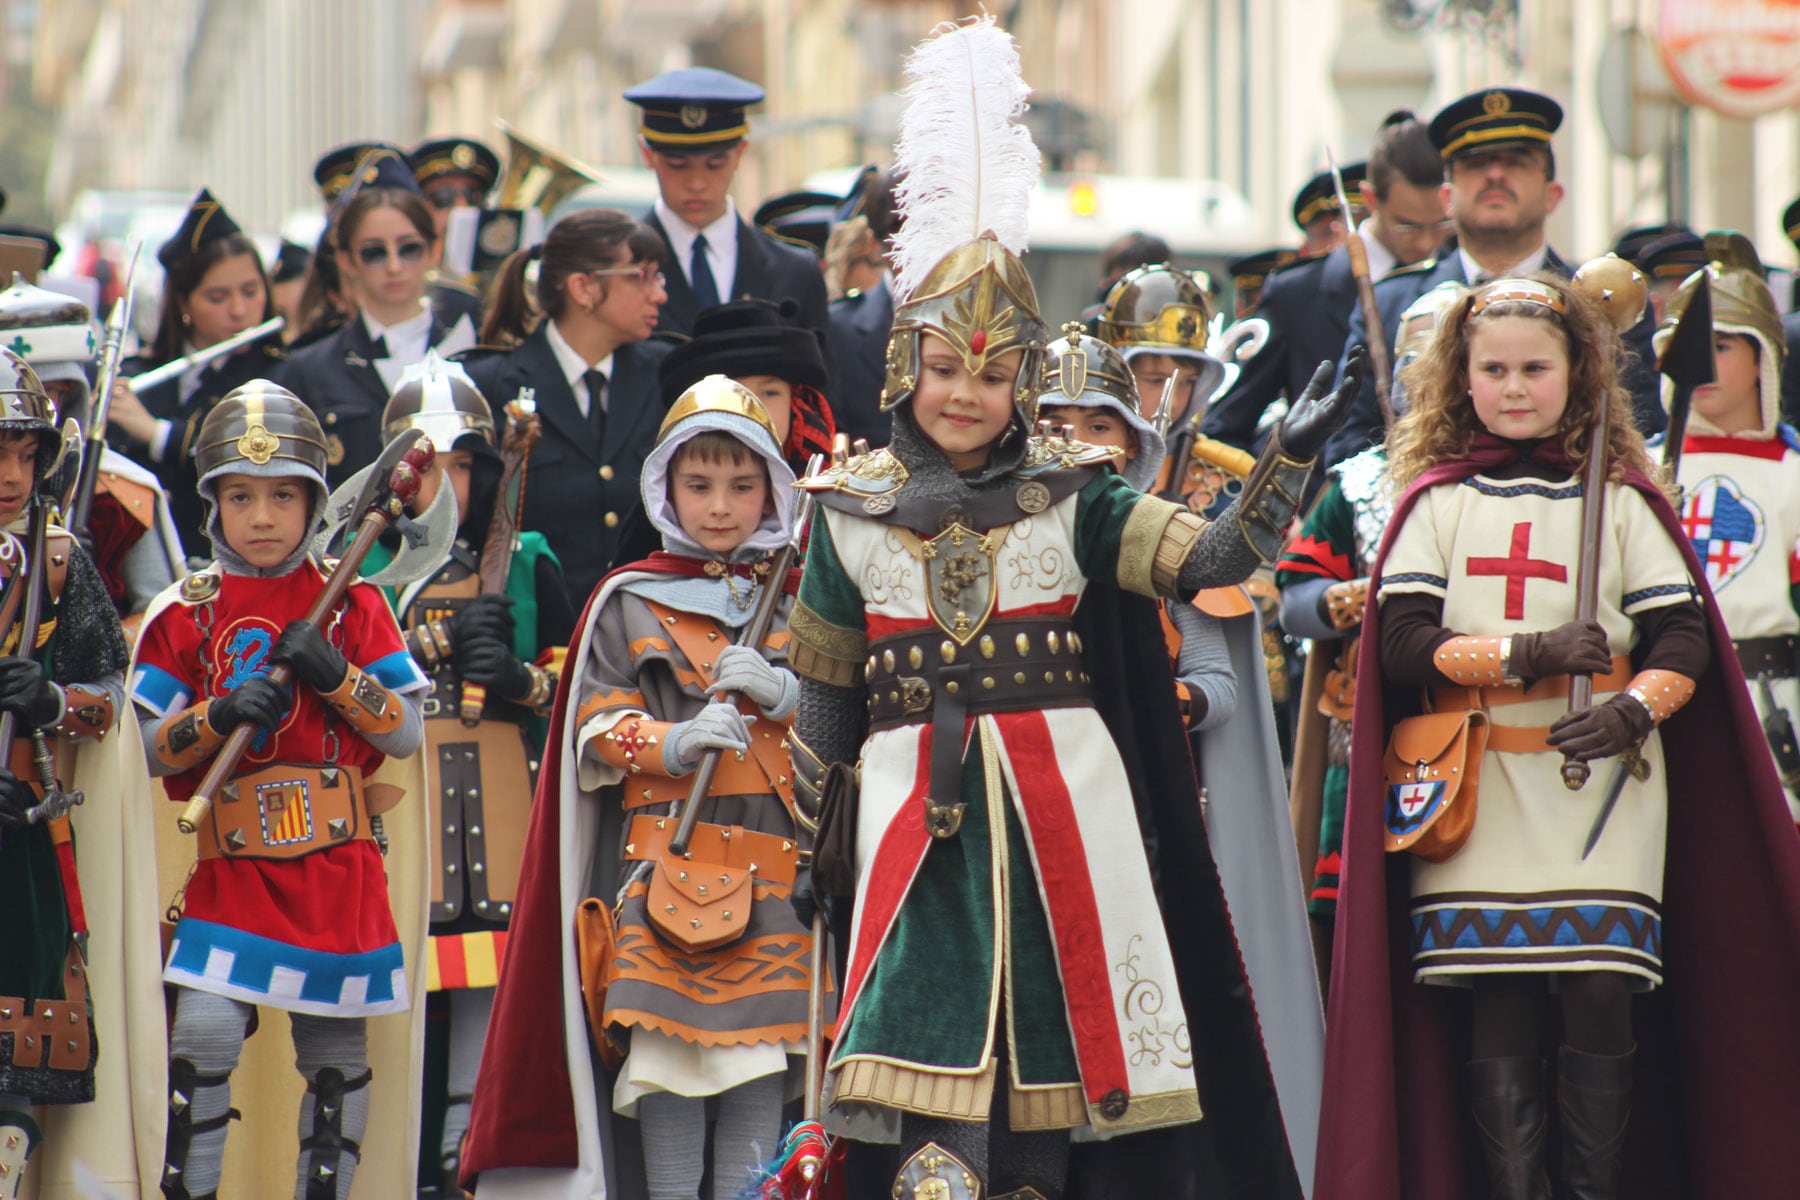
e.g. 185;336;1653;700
547;318;614;420
1457;242;1550;285
655;195;739;301
1357;221;1398;282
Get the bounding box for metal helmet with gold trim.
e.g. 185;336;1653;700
881;232;1048;423
643;374;795;557
1098;264;1213;354
1040;322;1160;491
0;348;63;481
382;350;495;450
195;379;330;494
1655;231;1786;434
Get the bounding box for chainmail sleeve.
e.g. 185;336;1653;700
55;540;131;686
1174;503;1266;600
794;677;867;770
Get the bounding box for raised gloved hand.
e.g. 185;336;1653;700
0;767;33;828
706;645;798;717
271;621;348;693
1509;620;1611;681
1318;578;1370;631
449;595;516;654
460;634;533;701
208;675;291;736
1548;695;1652;763
0;657;61;727
1279;346;1367;461
661;701;751;775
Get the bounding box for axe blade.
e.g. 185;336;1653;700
359;474;459;588
1659;271;1716;391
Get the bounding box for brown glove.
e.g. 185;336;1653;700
1508;620;1611;681
1548;695;1653;762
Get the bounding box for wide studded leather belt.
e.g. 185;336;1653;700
865;619;1093;840
1736;635;1798;680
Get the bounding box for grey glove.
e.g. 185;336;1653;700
706;645;799;719
661;701;751;776
1280;346;1366;460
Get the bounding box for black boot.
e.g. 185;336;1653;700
1467;1057;1551;1200
1557;1045;1633;1200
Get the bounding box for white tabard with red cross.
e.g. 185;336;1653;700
1377;474;1697;987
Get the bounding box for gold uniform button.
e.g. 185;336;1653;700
599;465;615;481
604;512;620;528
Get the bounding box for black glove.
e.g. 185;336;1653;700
1280;346;1367;461
0;657;62;727
449;595;516;655
460;634;533;701
791;862;828;928
1548;694;1652;763
1510;620;1611;680
270;622;349;693
208;674;291;735
0;768;32;829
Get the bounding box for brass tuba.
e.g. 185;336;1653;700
494;120;606;215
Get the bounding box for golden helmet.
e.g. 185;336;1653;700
1098;264;1212;354
1656;231;1786;433
881;233;1049;425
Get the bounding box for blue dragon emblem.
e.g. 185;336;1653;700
220;626;280;752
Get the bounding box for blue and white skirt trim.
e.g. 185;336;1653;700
165;918;411;1017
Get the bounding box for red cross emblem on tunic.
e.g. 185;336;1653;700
1465;521;1568;620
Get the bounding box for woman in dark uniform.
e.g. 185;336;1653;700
108;188;285;555
279;151;478;487
461;208;671;610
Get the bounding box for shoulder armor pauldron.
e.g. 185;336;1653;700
178;567;222;604
1014;433;1122;476
797;447;911;500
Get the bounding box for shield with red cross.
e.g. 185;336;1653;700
1680;475;1763;590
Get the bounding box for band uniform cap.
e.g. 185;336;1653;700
1612;222;1688;266
753;190;839;254
0;273;95;367
336;148;424;207
1227;247;1299;290
272;239;312;285
625;67;765;151
1783;196;1800;248
313;141;395;203
157;189;245;272
1292;162;1366;231
834;165;881;224
409;137;501;192
659;297;828;406
1635;231;1708;282
1429;87;1563;160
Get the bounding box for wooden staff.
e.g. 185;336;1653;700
178;437;436;833
1327;146;1394;429
459;395;542;725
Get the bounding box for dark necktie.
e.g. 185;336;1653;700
689;233;721;311
584;368;608;445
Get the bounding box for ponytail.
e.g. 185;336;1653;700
481;245;542;347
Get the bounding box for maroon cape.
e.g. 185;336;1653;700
459;557;802;1186
1315;439;1800;1199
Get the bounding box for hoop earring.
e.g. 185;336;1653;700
181;312;192;328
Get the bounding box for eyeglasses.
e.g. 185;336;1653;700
1390;218;1456;235
354;239;430;267
425;183;484;209
591;264;666;288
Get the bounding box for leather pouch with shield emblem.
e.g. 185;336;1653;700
1382;707;1488;861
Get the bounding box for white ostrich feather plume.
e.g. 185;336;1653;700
889;14;1040;304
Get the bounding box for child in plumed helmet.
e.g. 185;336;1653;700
462;377;820;1199
129;379;429;1199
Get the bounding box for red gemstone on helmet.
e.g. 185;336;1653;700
969;330;987;355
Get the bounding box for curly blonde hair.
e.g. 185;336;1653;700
1386;271;1656;490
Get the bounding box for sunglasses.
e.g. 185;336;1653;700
426;183;484;209
591;264;665;288
354;239;430;267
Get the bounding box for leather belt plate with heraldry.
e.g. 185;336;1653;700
199;761;378;861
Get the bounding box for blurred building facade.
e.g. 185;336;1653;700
24;0;1800;269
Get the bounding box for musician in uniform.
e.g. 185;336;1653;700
625;67;831;356
1293;162;1368;261
1205;112;1444;456
826;166;903;448
0;274;184;618
409;136;502;237
281;150;480;487
1225;248;1298;320
1324;87;1664;467
463;208;673;610
108;188;286;554
270;239;312;346
1632;229;1707;325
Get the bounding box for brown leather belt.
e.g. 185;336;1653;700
623;811;800;886
865;619;1094;732
198;762;372;861
1432;656;1633;713
1735;635;1798;680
